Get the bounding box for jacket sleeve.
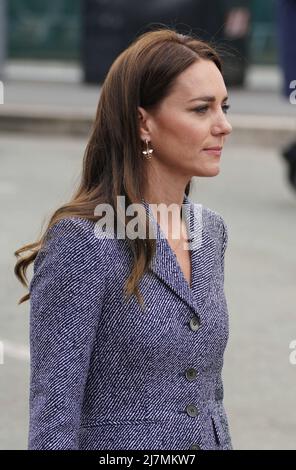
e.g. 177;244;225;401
28;217;107;450
215;214;229;403
212;215;232;448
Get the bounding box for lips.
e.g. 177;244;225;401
202;146;222;157
203;146;222;151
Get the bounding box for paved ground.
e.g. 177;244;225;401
0;131;295;449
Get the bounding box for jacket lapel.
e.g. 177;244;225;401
141;194;216;313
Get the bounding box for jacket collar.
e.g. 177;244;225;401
141;194;216;315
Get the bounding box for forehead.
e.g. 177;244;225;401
169;59;227;100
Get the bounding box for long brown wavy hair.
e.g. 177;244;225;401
14;27;222;308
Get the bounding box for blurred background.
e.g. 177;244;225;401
0;0;296;450
2;0;276;84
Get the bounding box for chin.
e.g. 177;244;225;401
193;165;220;177
209;166;220;176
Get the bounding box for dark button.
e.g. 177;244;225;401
189;316;200;331
185;404;198;417
189;443;200;450
185;367;198;381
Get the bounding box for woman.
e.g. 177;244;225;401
14;28;233;450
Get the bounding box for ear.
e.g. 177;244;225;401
138;106;152;141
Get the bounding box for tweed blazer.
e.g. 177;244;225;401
28;193;232;450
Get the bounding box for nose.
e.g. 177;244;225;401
211;112;232;137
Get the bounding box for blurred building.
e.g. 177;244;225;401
6;0;277;84
8;0;80;60
0;0;6;78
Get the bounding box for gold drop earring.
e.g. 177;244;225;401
142;139;154;160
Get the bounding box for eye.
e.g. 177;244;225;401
193;104;231;114
193;105;209;114
222;104;230;114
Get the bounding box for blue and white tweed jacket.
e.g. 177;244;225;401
28;193;232;450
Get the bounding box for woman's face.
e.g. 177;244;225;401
138;59;232;179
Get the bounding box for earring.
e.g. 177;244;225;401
142;139;153;160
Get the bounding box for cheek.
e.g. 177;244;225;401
177;119;210;148
155;115;209;148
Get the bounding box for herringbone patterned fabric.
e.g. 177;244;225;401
28;194;232;450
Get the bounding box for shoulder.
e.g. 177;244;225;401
201;206;228;238
31;216;111;285
45;216;97;243
189;200;228;256
42;216;109;255
189;198;228;237
201;206;229;260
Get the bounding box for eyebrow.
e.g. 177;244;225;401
188;95;228;103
